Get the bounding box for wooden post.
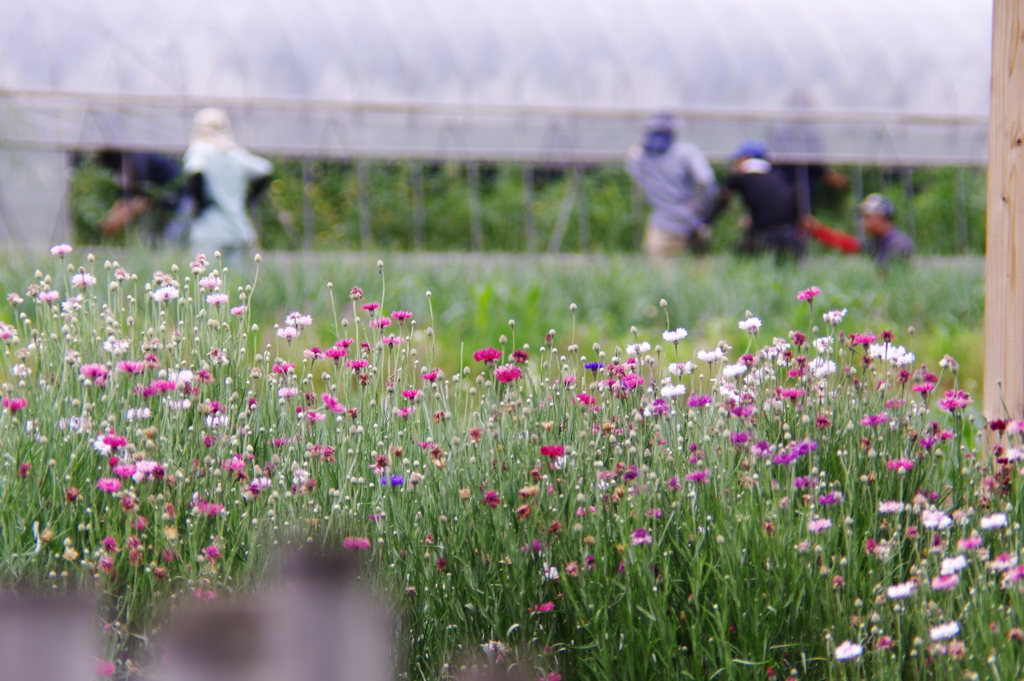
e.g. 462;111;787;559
984;0;1024;422
411;161;425;249
357;159;371;249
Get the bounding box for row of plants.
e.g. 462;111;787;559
0;245;1013;680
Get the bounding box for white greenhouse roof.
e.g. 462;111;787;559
0;0;993;165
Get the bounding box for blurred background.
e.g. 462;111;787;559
0;0;992;253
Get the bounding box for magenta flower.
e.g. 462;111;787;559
483;490;501;508
631;528;653;545
1;396;26;413
96;478;121;493
796;286;821;302
343;536;371;550
886;458;914;471
203;544;223;561
860;412;888;427
938;389;973;412
494;364;522;383
931;574;960;591
473;347;502;363
687;394;713;409
94;660;116;678
684;469;710;484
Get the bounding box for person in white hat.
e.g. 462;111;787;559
184;108;272;265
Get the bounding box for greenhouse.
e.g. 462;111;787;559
0;0;993;244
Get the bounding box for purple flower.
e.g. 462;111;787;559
380;474;404;487
687;395;713;409
818;492;844;506
631;528;652;546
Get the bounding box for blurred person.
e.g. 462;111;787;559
184;108;272;267
707;140;805;258
625;114;718;258
96;151;186;244
805;193;914;267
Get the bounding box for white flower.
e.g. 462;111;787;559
980;513;1008;530
61;295;83;312
170;369;194;386
809;358;837;378
833;640;863;661
480;641;511;660
929;621;960;641
696;348;724;363
277;326;299;340
152;285;180;303
285;311;313;328
662;328;688;343
198;275;222;290
922;508;953;530
813;337;833;354
626;341;651;355
126;407;151;421
542;563;560;581
868;344;913;366
822;308;847;325
71;272;96;289
668;361;696;376
722;363;747;378
166;398;192;410
886;580;917;599
103;337;130;356
940;555;968;575
660;384;687;398
205;414;230;428
1005;448;1024;461
292;467;311;485
738;317;762;334
92;435;111;455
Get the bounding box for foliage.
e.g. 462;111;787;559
69;156;988;255
0;246;1015;681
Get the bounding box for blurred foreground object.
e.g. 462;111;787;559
0;594;96;681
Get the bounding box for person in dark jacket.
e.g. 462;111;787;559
805;193;914;268
707;140;805;258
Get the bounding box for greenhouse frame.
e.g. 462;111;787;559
0;0;993;244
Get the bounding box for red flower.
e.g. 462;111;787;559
483;490;501;508
540;445;565;458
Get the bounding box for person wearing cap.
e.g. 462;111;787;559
184;108;273;266
625;114;718;257
707;140;805;258
805;193;914;267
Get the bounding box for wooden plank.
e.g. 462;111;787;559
984;0;1024;422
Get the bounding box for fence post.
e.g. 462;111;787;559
984;0;1024;424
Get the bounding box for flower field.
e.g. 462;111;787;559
0;246;1016;681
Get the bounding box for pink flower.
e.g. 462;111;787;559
631;528;652;545
860;412;888;427
531;602;555;614
230;305;247;315
576;392;595;405
50;243;73;257
343;536;371;550
94;660;116;677
2;396;27;413
494;364;522;383
473;347;503;363
346;359;370;370
203;544;222;561
483;490;501;508
206;293;229;307
116;360;145;375
361;302;381;311
808;518;832;533
886;458;914;471
931;574;960;591
796;286;821;302
391;310;413;321
938;389;973;412
97;478;121;493
540;445;565;458
685;469;710;484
